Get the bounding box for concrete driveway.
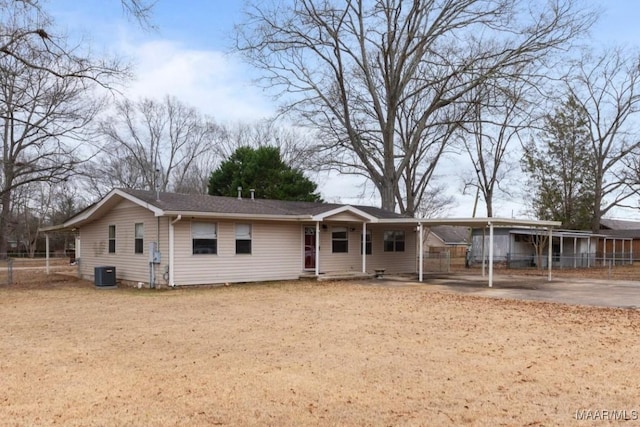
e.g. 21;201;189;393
371;274;640;309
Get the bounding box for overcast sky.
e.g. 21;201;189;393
48;0;640;219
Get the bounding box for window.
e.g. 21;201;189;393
361;230;372;255
384;231;405;252
108;225;116;253
332;227;348;253
192;222;217;254
235;223;252;254
134;223;144;254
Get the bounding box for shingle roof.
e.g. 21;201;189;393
119;188;407;219
600;218;640;230
428;225;470;244
598;229;640;239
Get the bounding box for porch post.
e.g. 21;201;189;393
631;239;633;264
488;222;494;288
548;227;552;281
587;237;591;268
315;221;320;277
573;236;577;268
559;234;563;270
45;233;50;275
362;222;366;273
419;222;424;282
603;238;607;266
169;220;175;286
481;227;486;278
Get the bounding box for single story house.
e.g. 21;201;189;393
43;188;423;287
425;225;470;256
41;188;561;288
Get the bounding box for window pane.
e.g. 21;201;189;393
135;239;144;254
236;224;251;239
236;240;252;254
192;222;217;239
108;239;116;253
108;225;116;239
193;239;217;254
135;223;144;238
332;240;348;253
384;240;394;252
395;241;405;252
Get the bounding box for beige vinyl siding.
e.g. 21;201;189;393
316;223;417;274
312;222;417;273
172;220;302;285
366;225;417;273
79;200;169;284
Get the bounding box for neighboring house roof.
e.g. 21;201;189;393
600;218;640;230
598;229;640;239
428;225;469;245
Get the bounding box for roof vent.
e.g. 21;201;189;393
250;189;255;200
237;186;242;200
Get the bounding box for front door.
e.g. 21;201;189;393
304;226;316;269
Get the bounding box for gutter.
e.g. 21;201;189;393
168;215;182;287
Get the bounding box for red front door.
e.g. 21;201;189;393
304;226;316;269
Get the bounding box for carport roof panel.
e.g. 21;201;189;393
390;217;561;228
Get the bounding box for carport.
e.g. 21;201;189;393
404;218;561;287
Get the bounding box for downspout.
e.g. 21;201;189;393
169;215;182;287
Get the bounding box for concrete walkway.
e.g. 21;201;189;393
367;274;640;309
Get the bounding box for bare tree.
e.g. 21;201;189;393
0;46;104;257
236;0;594;215
214;119;317;171
565;48;640;232
459;68;535;217
94;95;218;194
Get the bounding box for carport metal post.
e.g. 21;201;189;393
488;222;494;288
45;233;50;275
548;227;552;281
573;237;577;268
362;222;366;273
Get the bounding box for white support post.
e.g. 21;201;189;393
315;221;320;277
419;222;424;282
548;228;552;281
587;237;591;268
603;238;607;266
573;237;577;268
559;234;564;270
362;222;366;273
613;239;617;266
45;233;50;275
488;222;494;288
622;239;625;265
481;228;486;278
631;239;633;264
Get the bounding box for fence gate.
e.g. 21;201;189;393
422;251;451;273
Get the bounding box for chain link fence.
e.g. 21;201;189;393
0;259;13;285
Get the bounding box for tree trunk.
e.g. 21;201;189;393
380;180;396;213
0;190;11;259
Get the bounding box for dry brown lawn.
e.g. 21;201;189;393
1;271;640;426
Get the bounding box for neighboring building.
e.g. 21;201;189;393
425;225;470;257
44;188;420;287
469;227;631;269
599;218;640;261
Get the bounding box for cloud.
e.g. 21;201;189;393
119;39;275;122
